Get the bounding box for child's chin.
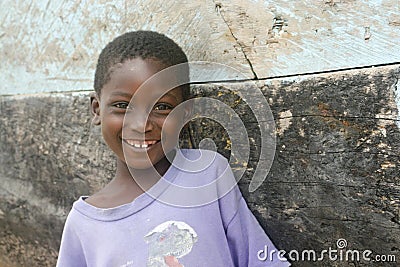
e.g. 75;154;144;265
125;159;155;170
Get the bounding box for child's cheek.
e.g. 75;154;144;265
101;115;125;157
160;112;185;148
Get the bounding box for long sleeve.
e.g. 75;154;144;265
56;210;86;267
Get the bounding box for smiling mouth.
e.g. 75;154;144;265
123;139;159;149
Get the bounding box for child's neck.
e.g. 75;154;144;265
84;152;175;209
115;151;175;191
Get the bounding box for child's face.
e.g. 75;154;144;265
92;58;185;170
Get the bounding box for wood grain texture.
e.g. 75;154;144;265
216;0;400;77
1;0;399;94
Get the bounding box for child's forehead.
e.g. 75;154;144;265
110;58;165;78
110;58;180;84
108;59;182;91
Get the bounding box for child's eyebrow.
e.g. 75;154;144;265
110;92;132;98
163;92;179;100
110;91;180;101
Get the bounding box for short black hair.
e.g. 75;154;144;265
94;31;189;98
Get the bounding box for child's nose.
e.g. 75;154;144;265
123;109;154;133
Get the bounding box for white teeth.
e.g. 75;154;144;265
125;140;157;148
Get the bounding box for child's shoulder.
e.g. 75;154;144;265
172;148;235;188
174;148;230;176
177;148;228;165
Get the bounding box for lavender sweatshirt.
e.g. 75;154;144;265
57;149;290;267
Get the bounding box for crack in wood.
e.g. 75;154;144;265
276;114;400;122
280;150;400;158
262;181;388;189
189;62;400;84
393;76;400;128
306;216;399;228
212;0;258;79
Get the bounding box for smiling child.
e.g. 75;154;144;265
56;31;290;267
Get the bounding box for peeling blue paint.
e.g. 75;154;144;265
1;0;400;94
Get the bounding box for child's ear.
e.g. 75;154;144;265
90;92;101;125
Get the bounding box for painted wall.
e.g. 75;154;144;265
1;0;400;94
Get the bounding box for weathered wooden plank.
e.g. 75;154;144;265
0;0;249;94
216;0;400;77
0;65;398;266
1;0;400;94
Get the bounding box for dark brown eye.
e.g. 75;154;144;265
154;103;173;111
113;102;129;109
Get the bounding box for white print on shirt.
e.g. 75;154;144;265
144;221;198;267
119;260;134;267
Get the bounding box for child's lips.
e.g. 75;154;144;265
122;139;159;150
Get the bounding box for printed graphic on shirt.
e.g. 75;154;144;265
119;260;134;267
144;221;198;267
